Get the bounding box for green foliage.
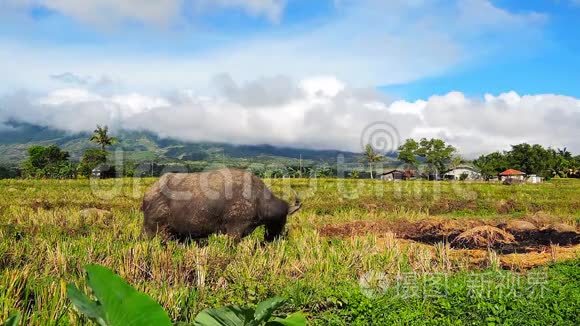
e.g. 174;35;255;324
0;165;18;179
78;148;109;178
450;155;463;169
314;261;580;325
313;163;335;178
194;297;306;326
397;138;419;166
122;160;138;177
2;312;20;326
509;143;553;177
416;138;456;176
474;144;580;179
473;152;509;179
361;144;382;179
397;138;456;177
68;265;305;326
90;125;118;151
20;145;76;179
67;264;172;326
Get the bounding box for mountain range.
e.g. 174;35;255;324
0;122;370;167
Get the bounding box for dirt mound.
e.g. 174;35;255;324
318;218;476;243
319;218;579;249
504;220;537;232
405;218;481;243
525;211;556;228
318;218;579;270
452;226;516;249
538;223;579;245
498;220;538;241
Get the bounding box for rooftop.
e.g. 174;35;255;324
499;169;525;176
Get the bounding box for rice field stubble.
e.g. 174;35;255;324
0;178;579;325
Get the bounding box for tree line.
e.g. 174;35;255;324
1;127;579;180
473;144;580;179
14;125;119;179
361;138;459;179
360;138;580;180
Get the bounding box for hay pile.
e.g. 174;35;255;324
452;226;515;249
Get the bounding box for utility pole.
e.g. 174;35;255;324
299;154;302;178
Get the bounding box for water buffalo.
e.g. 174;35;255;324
142;168;301;241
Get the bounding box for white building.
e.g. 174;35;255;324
527;174;543;184
443;166;482;180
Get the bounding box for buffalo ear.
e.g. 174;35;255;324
288;202;302;215
288;189;302;215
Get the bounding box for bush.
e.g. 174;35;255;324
0;165;19;179
78;148;108;178
67;264;307;326
21;145;76;179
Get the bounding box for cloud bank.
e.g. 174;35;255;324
1;76;578;158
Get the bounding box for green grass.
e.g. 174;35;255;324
0;178;579;325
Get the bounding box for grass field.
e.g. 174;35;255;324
1;177;579;325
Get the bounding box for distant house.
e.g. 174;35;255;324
499;169;525;181
443;165;482;181
379;169;416;181
91;164;116;179
527;174;543;184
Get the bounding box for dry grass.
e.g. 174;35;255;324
1;177;579;324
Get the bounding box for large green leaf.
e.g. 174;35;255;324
66;283;106;325
253;297;286;323
194;306;254;326
266;312;307;326
2;312;20;326
83;264;172;326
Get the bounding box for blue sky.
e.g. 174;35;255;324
1;0;579;155
0;0;578;99
384;0;580;100
2;0;578;97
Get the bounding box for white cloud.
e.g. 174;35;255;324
5;0;286;25
457;0;546;29
6;0;181;26
193;0;286;23
1;77;579;157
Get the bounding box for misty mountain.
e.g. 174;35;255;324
0;121;369;166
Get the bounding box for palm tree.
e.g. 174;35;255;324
362;144;382;179
450;155;463;169
90;125;117;151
